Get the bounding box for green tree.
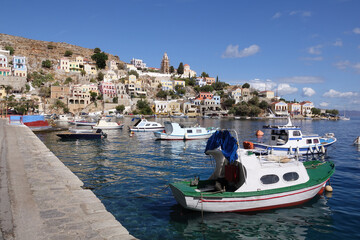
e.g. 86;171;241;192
64;77;73;85
42;60;52;68
242;83;250;88
249;105;261;117
311;108;321;116
259;100;269;110
156;90;168;99
116;105;125;113
112;97;118;103
47;44;55;49
177;62;184;75
80;69;86;76
5;46;14;55
91;52;108;69
201;72;209;78
97;72;104;81
64;50;73;57
94;47;101;54
199;85;214;92
174;85;186;95
90;91;98;107
53;81;60;86
136;99;153;115
25;84;30;92
248;96;259;106
128;70;139;78
223;98;235;108
169;66;175;73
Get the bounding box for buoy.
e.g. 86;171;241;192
321;145;325;154
325;185;333;192
256;130;264;136
130;131;134;137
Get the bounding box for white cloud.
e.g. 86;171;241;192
323;89;358;98
289;10;312;17
308;45;323;55
320;102;329;107
222;44;260;58
303;87;316;97
277;83;298;96
334;60;351;70
272;12;282;19
353;62;360;73
249;79;277;91
278;76;324;83
333;39;343;47
353;28;360;34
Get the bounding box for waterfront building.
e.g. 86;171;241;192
213;94;221;105
130;58;147;69
272;101;288;116
154;100;169;114
68;84;91;113
160;52;170;74
204;77;215;85
115;83;131;105
0;54;11;76
168;101;181;114
288;102;301;116
182;102;199;117
12;56;27;77
300;101;314;116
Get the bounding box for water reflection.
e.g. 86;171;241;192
170;197;333;240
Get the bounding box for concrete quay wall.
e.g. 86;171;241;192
0;119;136;240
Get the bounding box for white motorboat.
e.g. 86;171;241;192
170;130;335;213
93;117;124;130
154;121;217;140
129;118;164;132
55;114;74;122
246;117;337;155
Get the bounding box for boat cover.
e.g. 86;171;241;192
205;130;238;163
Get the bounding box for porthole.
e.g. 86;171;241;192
260;174;279;185
283;172;299;182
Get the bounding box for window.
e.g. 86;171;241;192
313;139;319;144
260;174;279;184
187;130;193;133
283;172;299;182
196;129;202;133
306;139;312;144
152;124;157;126
146;124;150;126
293;131;301;136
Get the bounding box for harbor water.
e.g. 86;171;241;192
36;117;360;239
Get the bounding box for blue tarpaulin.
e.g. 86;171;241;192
205;130;239;163
22;115;45;123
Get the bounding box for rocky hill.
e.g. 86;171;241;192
0;33;123;81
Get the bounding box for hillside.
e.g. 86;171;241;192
0;33;123;80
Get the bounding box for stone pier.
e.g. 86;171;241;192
0;119;136;240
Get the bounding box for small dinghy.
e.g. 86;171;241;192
57;129;107;140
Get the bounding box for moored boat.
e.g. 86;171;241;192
354;136;360;145
154;121;217;140
129;118;164;132
170;130;335;213
92;117;124;130
247;117;336;155
57;129;107;139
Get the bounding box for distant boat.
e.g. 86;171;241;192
354;136;360;145
340;110;350;120
170;113;188;118
129;118;164;132
93;117;124;130
154;121;217;140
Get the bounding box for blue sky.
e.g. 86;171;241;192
1;0;360;111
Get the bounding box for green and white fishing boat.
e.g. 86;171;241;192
170;130;335;212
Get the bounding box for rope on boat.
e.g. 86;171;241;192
304;162;326;169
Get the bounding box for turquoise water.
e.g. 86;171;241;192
37;117;360;239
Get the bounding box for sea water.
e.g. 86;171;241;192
37;117;360;239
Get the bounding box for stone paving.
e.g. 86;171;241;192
0;119;137;240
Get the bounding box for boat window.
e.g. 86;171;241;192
272;136;276;141
260;174;279;185
293;131;301;136
313;139;319;144
146;124;151;126
283;172;299;182
196;129;202;133
187;130;193;133
152;124;157;126
306;139;312;144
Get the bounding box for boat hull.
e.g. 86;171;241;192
130;127;164;132
170;180;328;212
253;141;336;155
93;124;124;130
154;132;215;140
56;133;105;139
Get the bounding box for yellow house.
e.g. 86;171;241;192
84;64;97;75
60;58;70;72
168;101;181;114
69;61;81;72
173;79;185;87
161;79;173;91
